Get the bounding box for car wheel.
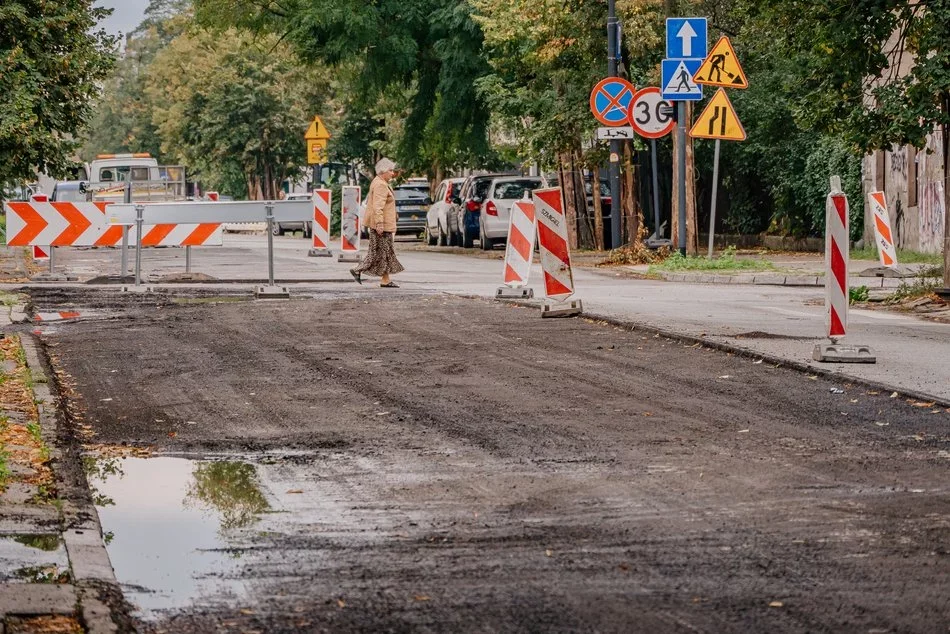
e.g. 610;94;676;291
272;223;284;236
303;222;312;239
480;223;494;250
425;224;438;246
437;223;448;247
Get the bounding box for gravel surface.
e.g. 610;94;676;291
31;289;950;633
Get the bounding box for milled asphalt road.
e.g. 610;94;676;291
27;233;950;403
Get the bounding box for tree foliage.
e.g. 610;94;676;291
0;0;116;186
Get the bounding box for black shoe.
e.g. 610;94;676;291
350;269;362;285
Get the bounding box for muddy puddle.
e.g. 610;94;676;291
85;455;271;618
0;534;70;583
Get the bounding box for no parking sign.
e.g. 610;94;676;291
589;78;636;127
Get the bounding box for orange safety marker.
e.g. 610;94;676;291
309;189;332;257
814;177;875;363
534;187;583;317
867;191;898;268
338;186;361;263
3;200;221;247
496;198;537;299
32;245;50;261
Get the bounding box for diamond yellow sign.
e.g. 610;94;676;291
689;88;746;141
692;36;748;89
305;116;331;164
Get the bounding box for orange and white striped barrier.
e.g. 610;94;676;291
338;186;361;263
309;189;332;257
814;177;875;363
868;191;898;268
496;198;537;299
3;200;222;247
534;187;583;317
33;312;81;322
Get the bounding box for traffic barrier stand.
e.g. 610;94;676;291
338;186;361;263
813;177;875;363
496;197;537;299
534;187;583;318
308;189;333;257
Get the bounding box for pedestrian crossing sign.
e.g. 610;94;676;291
689;88;746;141
693;36;748;89
661;59;703;101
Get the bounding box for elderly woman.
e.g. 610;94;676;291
350;157;405;288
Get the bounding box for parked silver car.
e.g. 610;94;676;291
425;178;465;246
478;175;547;250
273;192;313;237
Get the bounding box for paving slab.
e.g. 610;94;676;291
0;584;76;617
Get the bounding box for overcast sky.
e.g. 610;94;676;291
94;0;150;38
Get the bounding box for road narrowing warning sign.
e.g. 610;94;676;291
693;36;748;89
689;88;746;141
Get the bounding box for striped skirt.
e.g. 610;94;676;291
353;231;404;277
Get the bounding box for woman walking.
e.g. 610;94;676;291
350;157;405;288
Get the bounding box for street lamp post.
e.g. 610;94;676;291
607;0;622;251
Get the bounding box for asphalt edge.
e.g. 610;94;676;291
480;293;950;410
19;324;125;633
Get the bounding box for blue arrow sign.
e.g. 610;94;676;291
666;17;707;59
661;59;703;101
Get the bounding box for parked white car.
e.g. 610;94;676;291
478;176;547;250
425;177;465;246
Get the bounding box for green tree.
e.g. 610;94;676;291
0;0;116;186
192;0;495;175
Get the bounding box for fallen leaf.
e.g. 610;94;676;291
753;359;763;364
642;412;654;417
718;375;733;379
375;411;390;416
100;397;113;402
337;599;346;608
890;392;899;398
414;595;431;602
738;429;750;433
874;421;889;427
769;601;784;608
545;549;553;557
808;375;818;381
239;608;254;615
167;432;177;438
286;489;304;494
850;399;858;403
867;391;879;395
911;401;935;408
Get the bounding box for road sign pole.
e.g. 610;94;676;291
48;247;55;274
266;204;275;286
134;205;144;287
607;0;622;250
677;102;687;256
651;139;661;239
707;139;721;258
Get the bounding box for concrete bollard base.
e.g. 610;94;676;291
813;343;876;364
541;299;583;318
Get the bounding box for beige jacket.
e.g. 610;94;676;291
363;176;397;233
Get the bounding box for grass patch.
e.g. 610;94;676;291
886;266;943;303
851;246;942;265
648;246;776;274
849;285;870;304
0;446;10;490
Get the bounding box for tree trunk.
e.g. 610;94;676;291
559;152;579;250
623;141;640;244
671;122;680;248
943;93;950;288
685;102;699;256
572;151;594;249
591;167;605;251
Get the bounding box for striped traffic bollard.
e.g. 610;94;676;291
868;191;899;268
496;197;537;300
534;187;583;318
813;176;875;363
308;189;333;257
338;186;362;263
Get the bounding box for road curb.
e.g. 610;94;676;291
483;293;950;410
18;332;123;633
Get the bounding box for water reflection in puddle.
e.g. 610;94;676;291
86;456;270;618
0;534;70;583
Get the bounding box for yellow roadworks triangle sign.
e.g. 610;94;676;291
693;36;748;89
689;88;747;141
305;116;331;141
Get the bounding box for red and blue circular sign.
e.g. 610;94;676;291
589;78;636;127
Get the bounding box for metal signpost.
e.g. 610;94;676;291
691;36;749;258
627;87;674;244
663;17;707;256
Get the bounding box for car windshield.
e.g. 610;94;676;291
493;180;542;200
395;188;428;202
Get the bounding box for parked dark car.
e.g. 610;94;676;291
451;173;515;248
393;183;431;236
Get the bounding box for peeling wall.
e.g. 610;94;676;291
862;134;945;254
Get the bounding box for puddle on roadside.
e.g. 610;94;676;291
0;534;70;583
84;455;271;618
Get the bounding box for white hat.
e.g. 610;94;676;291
375;157;399;174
